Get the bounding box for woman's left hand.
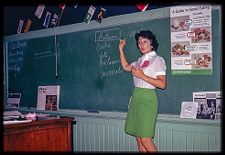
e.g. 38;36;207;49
131;66;145;79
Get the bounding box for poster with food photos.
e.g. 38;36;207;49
37;85;60;111
170;5;212;75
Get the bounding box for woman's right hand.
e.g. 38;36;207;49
119;38;126;51
118;38;131;71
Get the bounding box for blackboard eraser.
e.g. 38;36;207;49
87;110;99;113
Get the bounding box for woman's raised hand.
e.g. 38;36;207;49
119;38;126;51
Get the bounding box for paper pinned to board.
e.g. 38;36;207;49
84;5;96;24
35;4;45;19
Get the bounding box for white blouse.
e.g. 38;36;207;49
131;51;166;89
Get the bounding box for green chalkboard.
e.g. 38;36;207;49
8;36;58;108
7;8;221;114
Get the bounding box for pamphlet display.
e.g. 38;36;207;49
180;101;198;119
6;93;21;109
37;85;60;111
193;91;222;119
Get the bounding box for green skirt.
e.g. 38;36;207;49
125;87;158;138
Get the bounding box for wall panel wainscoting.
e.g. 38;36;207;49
73;116;137;152
17;108;221;152
72;113;221;152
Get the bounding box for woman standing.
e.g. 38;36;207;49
118;30;166;152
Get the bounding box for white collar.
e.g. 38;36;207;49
142;51;156;60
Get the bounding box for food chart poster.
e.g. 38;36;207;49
170;5;212;75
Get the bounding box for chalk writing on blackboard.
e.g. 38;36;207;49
95;28;121;42
9;41;27;50
8;41;27;76
96;41;111;51
100;67;123;79
95;28;123;79
129;28;145;38
34;50;55;59
99;50;120;67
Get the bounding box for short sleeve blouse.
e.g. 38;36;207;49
131;51;166;89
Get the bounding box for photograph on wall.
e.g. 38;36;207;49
170;5;212;75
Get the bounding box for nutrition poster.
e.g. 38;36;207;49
170;5;212;75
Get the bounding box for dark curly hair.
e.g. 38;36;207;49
135;30;159;52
